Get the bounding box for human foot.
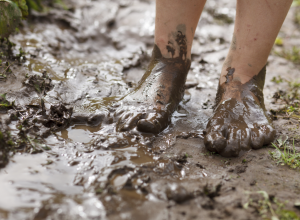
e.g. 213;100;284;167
204;66;275;157
114;33;191;133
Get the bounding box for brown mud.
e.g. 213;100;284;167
0;0;300;219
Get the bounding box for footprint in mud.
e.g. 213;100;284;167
204;66;276;157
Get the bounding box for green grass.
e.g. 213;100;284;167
271;77;300;120
271;76;284;84
274;46;300;64
269;137;300;169
293;0;300;6
0;93;14;110
294;0;300;25
275;37;284;46
244;191;300;220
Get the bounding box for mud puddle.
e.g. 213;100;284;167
1;0;300;219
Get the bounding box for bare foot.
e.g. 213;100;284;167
204;66;276;157
114;33;191;133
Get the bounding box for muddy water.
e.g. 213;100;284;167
1;1;176;217
1;0;300;219
0;1;157;219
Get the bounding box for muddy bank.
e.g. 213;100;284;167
0;0;300;219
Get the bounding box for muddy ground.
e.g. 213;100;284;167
0;0;300;219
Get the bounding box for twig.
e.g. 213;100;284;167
1;61;15;75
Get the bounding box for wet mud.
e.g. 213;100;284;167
0;0;300;219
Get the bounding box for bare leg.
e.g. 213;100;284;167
204;0;292;157
155;0;205;59
115;0;206;133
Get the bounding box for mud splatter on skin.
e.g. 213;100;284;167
166;41;175;58
225;67;235;83
175;31;187;60
112;26;191;133
166;30;187;60
204;66;275;157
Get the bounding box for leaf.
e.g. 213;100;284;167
276;136;288;148
0;93;6;99
34;83;41;93
26;0;43;12
257;191;269;201
275;37;283;46
0;0;22;37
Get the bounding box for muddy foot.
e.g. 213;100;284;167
204;66;276;157
113;43;191;133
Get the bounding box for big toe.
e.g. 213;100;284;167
137;112;168;133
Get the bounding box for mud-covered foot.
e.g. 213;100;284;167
204;66;276;157
114;32;191;133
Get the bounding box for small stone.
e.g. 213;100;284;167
196;163;205;169
235;165;247;174
228;168;234;172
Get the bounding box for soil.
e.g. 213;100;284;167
0;0;300;219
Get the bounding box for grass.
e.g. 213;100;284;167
269;137;300;169
274;46;300;64
271;77;300;121
0;93;14;110
184;153;193;158
293;0;300;6
244;190;300;220
294;0;300;25
271;76;284;84
275;37;284;46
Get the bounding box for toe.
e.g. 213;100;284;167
204;131;227;154
239;128;251;151
220;128;241;157
137;112;166;133
261;124;276;145
250;127;265;149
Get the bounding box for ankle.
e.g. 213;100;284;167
220;62;265;84
154;34;192;60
